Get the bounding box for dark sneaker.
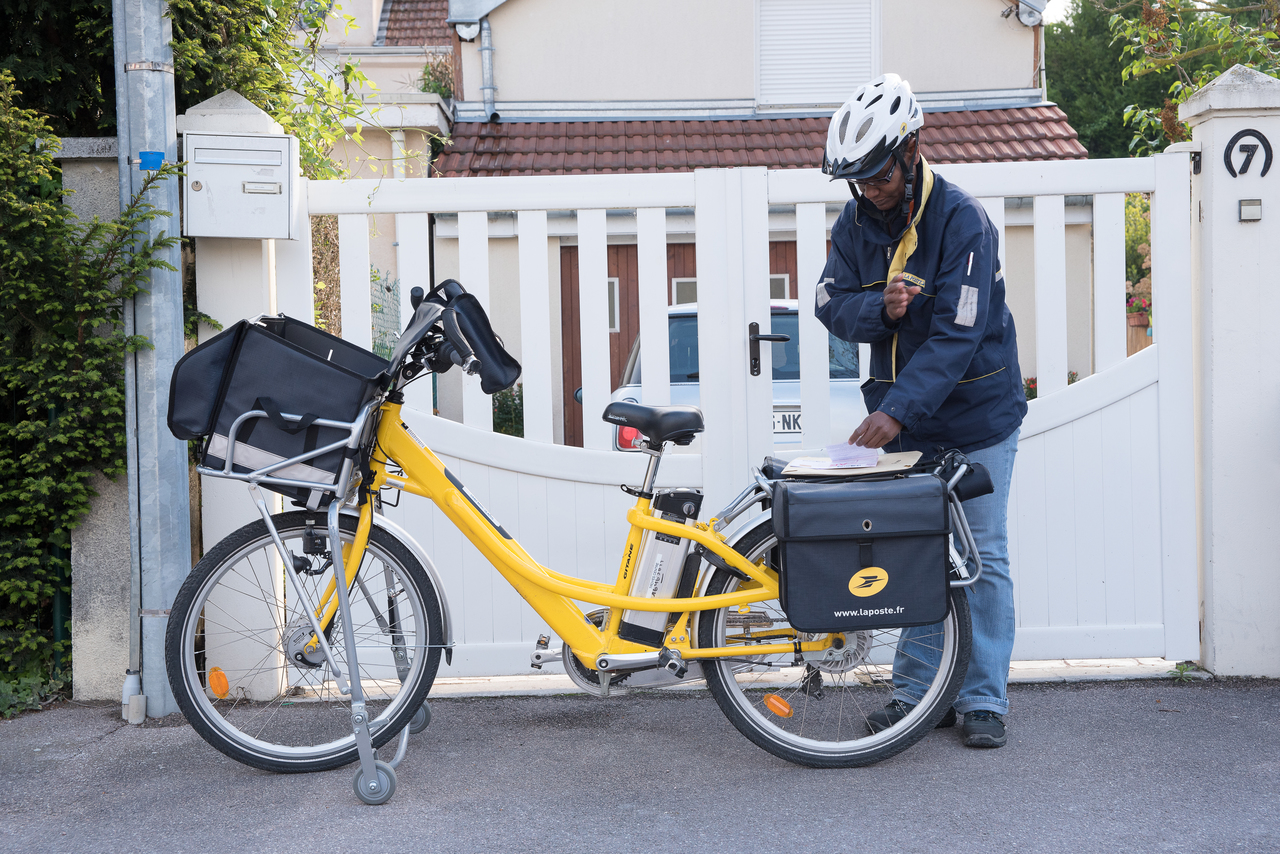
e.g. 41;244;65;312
962;710;1007;748
866;700;957;733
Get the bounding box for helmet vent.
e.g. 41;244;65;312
855;116;874;143
839;111;851;144
890;96;901;114
866;93;883;108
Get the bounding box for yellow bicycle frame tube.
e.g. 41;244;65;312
308;504;374;631
371;401;787;661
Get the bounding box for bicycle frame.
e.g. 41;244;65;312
367;400;832;668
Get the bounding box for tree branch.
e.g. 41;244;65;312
1130;40;1229;74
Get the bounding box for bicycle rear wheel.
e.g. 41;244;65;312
698;517;970;767
166;510;443;773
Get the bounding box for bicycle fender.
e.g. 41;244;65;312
339;506;456;657
692;507;772;642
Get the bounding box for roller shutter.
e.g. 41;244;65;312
758;0;880;109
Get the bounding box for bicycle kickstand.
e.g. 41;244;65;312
326;500;398;805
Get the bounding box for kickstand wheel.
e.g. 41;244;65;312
353;759;397;805
409;701;432;734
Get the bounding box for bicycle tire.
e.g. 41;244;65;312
698;516;971;768
166;510;444;773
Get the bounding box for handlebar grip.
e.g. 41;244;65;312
441;308;482;375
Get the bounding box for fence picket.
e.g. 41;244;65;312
458;211;493;431
517;210;553;442
1093;193;1127;371
337;214;372;349
978;196;1007;271
395;212;432;413
1034;195;1069;395
741;169;773;471
636;208;671;407
796;201;831;449
577;209;612;450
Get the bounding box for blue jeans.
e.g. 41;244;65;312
891;429;1019;716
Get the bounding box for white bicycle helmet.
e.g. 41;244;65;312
822;73;924;181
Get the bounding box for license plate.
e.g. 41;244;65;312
773;409;802;434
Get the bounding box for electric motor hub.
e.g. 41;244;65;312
285;616;329;669
802;630;872;674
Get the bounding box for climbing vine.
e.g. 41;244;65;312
0;71;179;688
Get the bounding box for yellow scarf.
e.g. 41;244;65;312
887;155;935;382
886;154;936;283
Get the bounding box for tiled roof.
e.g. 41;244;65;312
434;106;1088;177
385;0;452;47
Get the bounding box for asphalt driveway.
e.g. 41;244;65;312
1;679;1277;854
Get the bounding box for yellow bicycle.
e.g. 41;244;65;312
165;280;977;804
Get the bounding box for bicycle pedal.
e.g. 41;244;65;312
657;647;688;679
530;637;561;670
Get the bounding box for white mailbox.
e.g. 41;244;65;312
182;132;298;239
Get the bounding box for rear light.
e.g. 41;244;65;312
617;425;645;450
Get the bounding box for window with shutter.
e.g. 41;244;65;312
757;0;881;110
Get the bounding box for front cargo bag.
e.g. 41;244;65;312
771;474;951;632
168;315;389;505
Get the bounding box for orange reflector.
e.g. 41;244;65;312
208;667;230;699
763;693;793;718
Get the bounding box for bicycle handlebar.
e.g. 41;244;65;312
441;308;482;376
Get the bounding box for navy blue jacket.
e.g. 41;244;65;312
815;171;1026;455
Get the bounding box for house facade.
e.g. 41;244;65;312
321;0;1090;444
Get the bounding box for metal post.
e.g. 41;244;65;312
113;0;192;717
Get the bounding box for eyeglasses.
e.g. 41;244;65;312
848;157;898;188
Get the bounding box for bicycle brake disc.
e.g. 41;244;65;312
801;630;872;674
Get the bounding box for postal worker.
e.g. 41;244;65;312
814;73;1027;748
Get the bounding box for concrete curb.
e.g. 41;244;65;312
426;657;1211;699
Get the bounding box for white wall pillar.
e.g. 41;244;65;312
180;96;297;560
1182;66;1280;675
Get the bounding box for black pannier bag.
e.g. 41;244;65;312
168;315;390;505
771;474;951;632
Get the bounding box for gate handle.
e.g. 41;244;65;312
748;322;790;376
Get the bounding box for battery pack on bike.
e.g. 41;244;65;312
617;489;704;647
771;474;951;632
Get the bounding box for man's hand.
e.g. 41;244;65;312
883;274;922;321
849;411;903;449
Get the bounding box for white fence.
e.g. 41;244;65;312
272;156;1197;675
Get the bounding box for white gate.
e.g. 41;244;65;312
271;155;1197;674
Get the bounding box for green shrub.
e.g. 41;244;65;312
0;672;66;719
0;71;178;684
493;384;524;437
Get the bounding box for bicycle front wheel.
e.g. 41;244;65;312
166;510;443;773
698;517;971;768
